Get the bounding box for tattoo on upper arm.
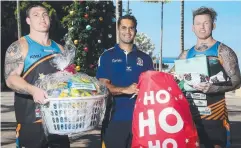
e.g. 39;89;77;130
219;44;241;88
219;44;240;77
4;41;24;79
206;44;241;93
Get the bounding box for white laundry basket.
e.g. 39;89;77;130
40;95;107;135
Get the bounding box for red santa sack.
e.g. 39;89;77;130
132;71;199;148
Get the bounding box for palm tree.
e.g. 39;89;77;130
160;0;164;71
143;0;170;71
116;0;123;43
180;0;184;52
16;0;21;39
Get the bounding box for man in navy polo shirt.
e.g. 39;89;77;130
97;15;154;148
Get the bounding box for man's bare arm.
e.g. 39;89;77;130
207;44;241;93
57;43;65;52
99;78;138;96
169;50;188;73
4;40;35;94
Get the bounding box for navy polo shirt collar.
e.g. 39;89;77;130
114;44;137;53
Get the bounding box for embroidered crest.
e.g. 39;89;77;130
137;57;143;66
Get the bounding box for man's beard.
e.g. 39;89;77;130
120;39;134;44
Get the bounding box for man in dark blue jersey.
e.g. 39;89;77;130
96;15;154;148
4;4;70;148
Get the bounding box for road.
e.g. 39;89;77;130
1;92;241;148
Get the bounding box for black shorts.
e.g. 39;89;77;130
101;121;132;148
16;123;70;148
195;120;227;148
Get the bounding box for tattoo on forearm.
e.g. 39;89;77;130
207;43;241;93
11;86;29;94
195;43;209;51
4;41;24;79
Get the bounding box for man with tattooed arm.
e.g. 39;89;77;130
4;4;70;148
178;7;241;148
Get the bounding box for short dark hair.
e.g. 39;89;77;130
26;4;48;18
117;15;138;29
193;7;217;24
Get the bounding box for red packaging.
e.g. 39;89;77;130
132;71;199;148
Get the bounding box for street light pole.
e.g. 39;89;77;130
180;0;184;52
116;0;120;43
116;0;122;43
127;0;130;14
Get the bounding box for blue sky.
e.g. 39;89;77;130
120;1;241;67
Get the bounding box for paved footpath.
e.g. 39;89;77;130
1;92;241;148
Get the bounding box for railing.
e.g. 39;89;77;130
153;57;177;71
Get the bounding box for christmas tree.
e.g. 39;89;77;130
62;1;116;76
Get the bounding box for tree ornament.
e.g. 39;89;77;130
89;64;95;68
108;25;111;28
112;18;116;22
108;34;112;38
90;19;96;24
84;47;88;52
99;17;103;21
103;10;106;13
60;39;65;45
86;6;89;10
69;10;75;15
97;40;101;43
91;9;97;14
76;58;81;63
84;14;89;18
82;51;87;56
65;64;77;74
75;65;80;71
74;40;78;45
68;27;74;31
86;25;92;30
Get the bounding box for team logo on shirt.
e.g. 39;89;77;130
136;57;143;66
126;66;132;71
